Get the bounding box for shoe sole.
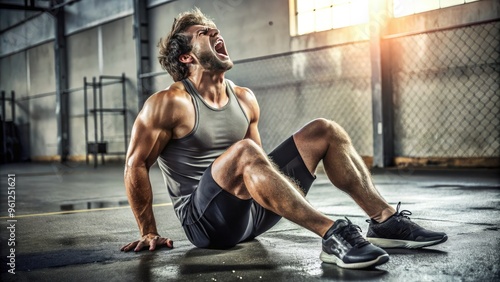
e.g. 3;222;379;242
319;251;389;269
367;235;448;249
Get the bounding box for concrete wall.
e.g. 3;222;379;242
66;16;137;159
28;42;57;159
1;14;137;161
0;50;30;160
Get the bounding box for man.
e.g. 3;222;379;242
120;8;447;269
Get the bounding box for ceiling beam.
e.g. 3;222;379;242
0;0;80;12
0;3;47;11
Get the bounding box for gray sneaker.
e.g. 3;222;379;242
366;202;448;248
320;218;389;269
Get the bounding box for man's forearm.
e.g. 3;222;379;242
124;165;159;236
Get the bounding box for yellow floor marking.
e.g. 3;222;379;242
0;202;172;219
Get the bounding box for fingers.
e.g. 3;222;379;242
166;238;174;248
150;236;174;250
121;236;174;252
149;236;160;251
134;239;146;252
120;241;139;252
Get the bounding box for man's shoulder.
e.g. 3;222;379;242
138;81;194;129
139;82;194;123
227;80;255;100
229;82;257;106
154;81;190;100
145;81;192;108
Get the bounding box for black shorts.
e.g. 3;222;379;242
181;136;316;248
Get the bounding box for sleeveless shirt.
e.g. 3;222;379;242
156;79;250;220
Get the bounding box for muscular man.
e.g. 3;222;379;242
120;8;447;269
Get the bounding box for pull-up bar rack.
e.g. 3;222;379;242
83;73;128;168
1;91;17;163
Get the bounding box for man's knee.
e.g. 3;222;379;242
224;139;268;171
232;138;262;154
304;118;351;145
212;139;268;196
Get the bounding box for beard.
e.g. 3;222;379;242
196;48;233;72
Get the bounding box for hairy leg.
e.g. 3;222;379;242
212;139;333;237
293;118;395;222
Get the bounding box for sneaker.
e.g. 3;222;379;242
366;202;448;249
320;218;389;269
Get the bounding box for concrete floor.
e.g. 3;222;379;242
0;162;499;281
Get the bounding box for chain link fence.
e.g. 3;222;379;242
228;20;499;163
388;20;500;158
227;42;373;155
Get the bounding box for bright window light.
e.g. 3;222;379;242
393;0;480;18
294;0;369;35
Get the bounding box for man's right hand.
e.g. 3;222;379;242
120;233;174;252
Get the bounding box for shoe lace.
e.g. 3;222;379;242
395;202;412;222
341;217;370;247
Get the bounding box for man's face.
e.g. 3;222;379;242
185;24;233;72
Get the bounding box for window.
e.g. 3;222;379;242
293;0;369;35
393;0;480;18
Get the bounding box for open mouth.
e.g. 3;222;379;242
214;38;228;57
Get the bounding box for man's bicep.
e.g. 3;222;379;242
242;87;262;146
126;114;171;169
246;122;262;146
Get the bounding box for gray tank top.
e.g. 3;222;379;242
157;78;250;220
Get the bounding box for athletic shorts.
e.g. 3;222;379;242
181;136;316;249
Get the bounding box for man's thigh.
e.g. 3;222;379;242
182;164;254;249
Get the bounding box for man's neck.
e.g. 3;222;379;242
188;70;227;108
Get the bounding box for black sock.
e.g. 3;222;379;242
322;223;336;240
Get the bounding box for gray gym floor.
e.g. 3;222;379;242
1;162;499;281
